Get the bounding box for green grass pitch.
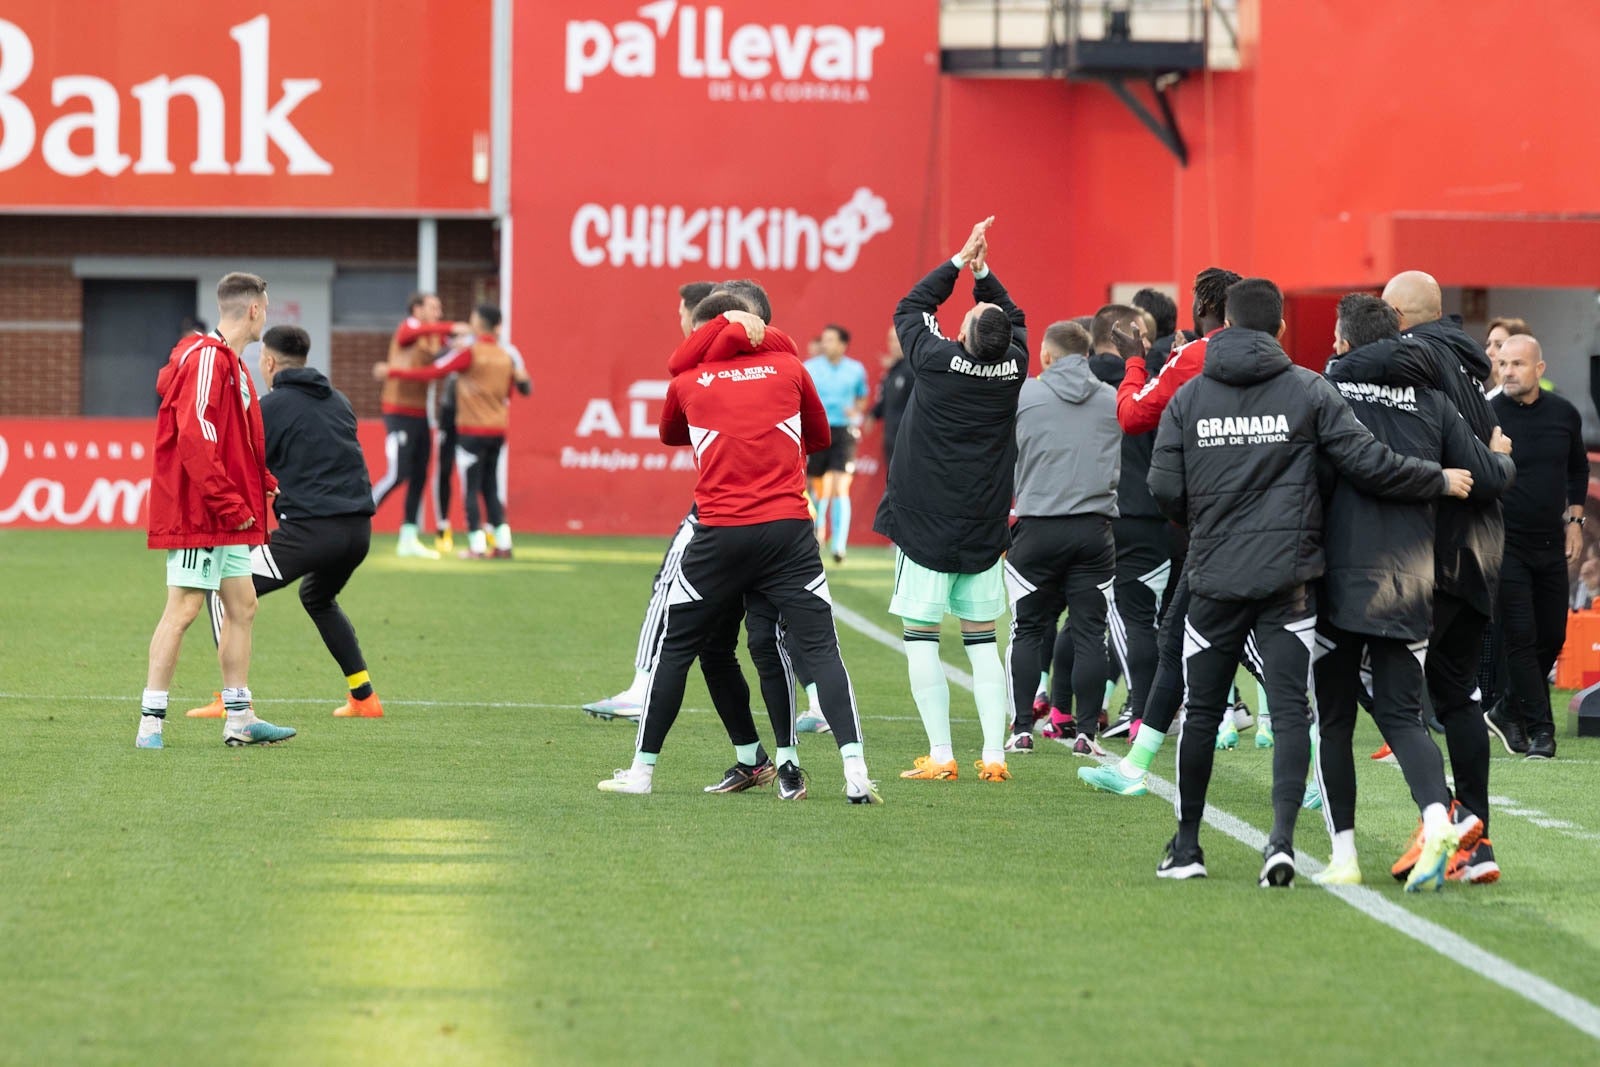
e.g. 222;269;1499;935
2;530;1598;1065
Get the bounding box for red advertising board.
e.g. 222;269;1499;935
0;417;391;531
0;1;491;215
507;0;939;536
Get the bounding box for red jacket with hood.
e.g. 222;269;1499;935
147;332;277;549
658;316;829;526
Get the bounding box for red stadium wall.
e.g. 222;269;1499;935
504;0;940;535
7;0;1600;535
923;0;1600;368
498;0;1598;537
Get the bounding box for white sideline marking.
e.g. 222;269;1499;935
0;692;941;724
827;603;1600;1043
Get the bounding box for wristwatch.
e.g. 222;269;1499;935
1567;515;1587;526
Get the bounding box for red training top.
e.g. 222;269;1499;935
1116;328;1223;434
381;318;456;417
385;334;519;437
658;317;829;526
147;332;277;549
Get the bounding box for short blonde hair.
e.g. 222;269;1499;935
216;272;267;315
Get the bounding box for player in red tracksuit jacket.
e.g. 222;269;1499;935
1081;266;1240;795
660;300;833;795
598;293;884;804
137;271;296;751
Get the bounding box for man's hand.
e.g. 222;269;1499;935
1490;427;1512;455
956;216;994;265
1110;323;1144;361
235;516;256;531
970;236;989;274
723;310;765;347
1442;469;1474;498
372;362;390;382
1567;520;1585;565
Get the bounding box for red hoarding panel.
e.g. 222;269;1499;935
508;1;938;536
0;1;490;215
0;417;393;531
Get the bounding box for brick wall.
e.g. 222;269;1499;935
0;330;81;415
330;330;391;416
0;263;81;320
0;261;82;414
0;216;492;261
0;216;496;417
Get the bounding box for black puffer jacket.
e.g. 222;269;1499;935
1322;337;1516;640
1148;328;1448;602
874;261;1029;573
1327;316;1504;615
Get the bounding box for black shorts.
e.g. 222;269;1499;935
805;425;859;478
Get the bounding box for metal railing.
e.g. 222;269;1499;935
940;0;1239;73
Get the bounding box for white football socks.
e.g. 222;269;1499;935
963;633;1008;764
904;632;951;757
1330;829;1357;867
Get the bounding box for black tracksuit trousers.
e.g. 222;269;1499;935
1141;569;1192;735
1177;586;1317;853
634;509;798;755
373;413;431;525
1005;515;1115;737
743;591;801;749
1107;516;1169;720
637;519;860;757
205;514;372;680
1426;593;1494;834
1313;625;1451;835
456;434;506;531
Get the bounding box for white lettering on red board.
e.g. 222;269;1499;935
0;435;150;526
575;379;672;440
564;2;884;96
570;187;892;273
0;15;330;178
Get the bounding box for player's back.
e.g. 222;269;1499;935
261;366;374;518
674;351;813;527
456;339;515;435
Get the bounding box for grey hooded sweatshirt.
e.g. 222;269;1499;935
1013;355;1121;518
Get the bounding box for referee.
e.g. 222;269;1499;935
193;326;383;718
804;325;870;563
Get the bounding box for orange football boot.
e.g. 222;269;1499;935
333;693;385;718
185;692;224;718
899;755;958;780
